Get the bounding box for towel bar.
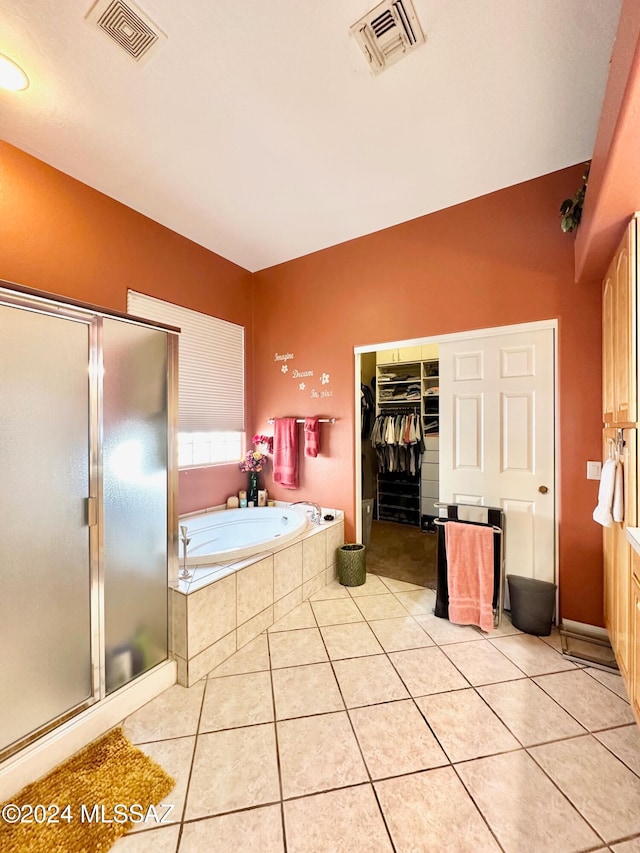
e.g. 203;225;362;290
267;417;336;424
433;518;502;534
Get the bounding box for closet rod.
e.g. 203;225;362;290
267;417;336;424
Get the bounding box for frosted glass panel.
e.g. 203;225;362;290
103;319;168;693
0;305;92;755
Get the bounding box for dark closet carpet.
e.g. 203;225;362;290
366;520;438;589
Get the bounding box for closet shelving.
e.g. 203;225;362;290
374;361;422;526
376;471;421;525
373;353;441;530
422;359;439;437
421;358;440;531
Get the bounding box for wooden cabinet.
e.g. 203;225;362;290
615;528;631;679
376;345;423;365
421;343;438;361
602;216;639;711
603;272;615;424
603;217;637;425
603;428;636;680
631;562;640;722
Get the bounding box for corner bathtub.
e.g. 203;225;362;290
181;506;308;565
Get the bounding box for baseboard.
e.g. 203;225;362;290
0;660;177;802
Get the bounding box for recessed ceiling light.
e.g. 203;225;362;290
0;54;29;91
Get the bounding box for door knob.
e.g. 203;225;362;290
538;485;549;494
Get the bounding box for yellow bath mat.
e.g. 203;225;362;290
0;727;175;853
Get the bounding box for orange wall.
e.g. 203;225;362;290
0;141;253;512
0;140;605;625
575;0;640;282
252;166;605;626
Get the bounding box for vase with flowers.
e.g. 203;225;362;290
240;446;269;504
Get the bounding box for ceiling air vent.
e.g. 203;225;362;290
85;0;166;64
351;0;425;75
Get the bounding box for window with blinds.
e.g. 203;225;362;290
127;290;245;467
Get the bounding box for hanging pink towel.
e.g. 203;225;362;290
304;417;320;457
445;521;495;633
273;417;299;489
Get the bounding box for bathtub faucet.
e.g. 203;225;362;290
289;501;322;525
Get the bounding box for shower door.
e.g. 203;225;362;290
102;318;169;694
0;302;96;758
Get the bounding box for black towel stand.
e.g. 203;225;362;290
432;502;505;629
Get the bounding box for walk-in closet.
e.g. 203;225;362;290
360;345;440;587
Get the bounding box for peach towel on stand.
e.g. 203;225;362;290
273;417;299;489
444;521;495;633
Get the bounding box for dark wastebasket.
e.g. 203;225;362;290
507;574;557;636
338;544;366;587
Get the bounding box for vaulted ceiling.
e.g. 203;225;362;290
0;1;622;271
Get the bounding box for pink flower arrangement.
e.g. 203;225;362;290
240;449;269;473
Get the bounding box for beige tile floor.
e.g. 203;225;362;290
113;574;640;853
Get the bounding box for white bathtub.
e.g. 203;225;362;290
181;506;308;565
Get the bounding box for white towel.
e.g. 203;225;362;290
593;457;617;527
613;460;624;523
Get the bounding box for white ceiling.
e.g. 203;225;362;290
0;1;622;272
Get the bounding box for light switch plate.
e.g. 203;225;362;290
587;461;602;480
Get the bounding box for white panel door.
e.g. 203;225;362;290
439;328;555;584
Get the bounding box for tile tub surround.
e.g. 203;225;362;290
172;512;344;686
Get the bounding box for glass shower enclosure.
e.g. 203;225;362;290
0;285;177;762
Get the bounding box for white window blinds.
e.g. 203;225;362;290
127;290;245;432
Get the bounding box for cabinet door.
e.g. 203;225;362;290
603;523;615;634
604;428;636;678
397;345;422;363
632;568;640;723
421;343;439;361
376;348;399;365
614;223;637;424
614;529;631;678
602;272;615;424
603;428;618;636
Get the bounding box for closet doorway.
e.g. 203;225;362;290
355;320;558;593
359;346;439;588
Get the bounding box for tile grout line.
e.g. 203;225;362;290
523;741;610;849
265;626;288;853
313;592;399;853
174;678;209;851
530;669;634;735
359;581;510;851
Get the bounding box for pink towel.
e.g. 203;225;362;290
273;417;299;489
445;521;495;633
304;417;320;457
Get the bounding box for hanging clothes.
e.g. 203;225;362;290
361;382;375;440
371;412;425;475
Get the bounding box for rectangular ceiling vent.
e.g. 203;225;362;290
351;0;425;75
85;0;166;64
